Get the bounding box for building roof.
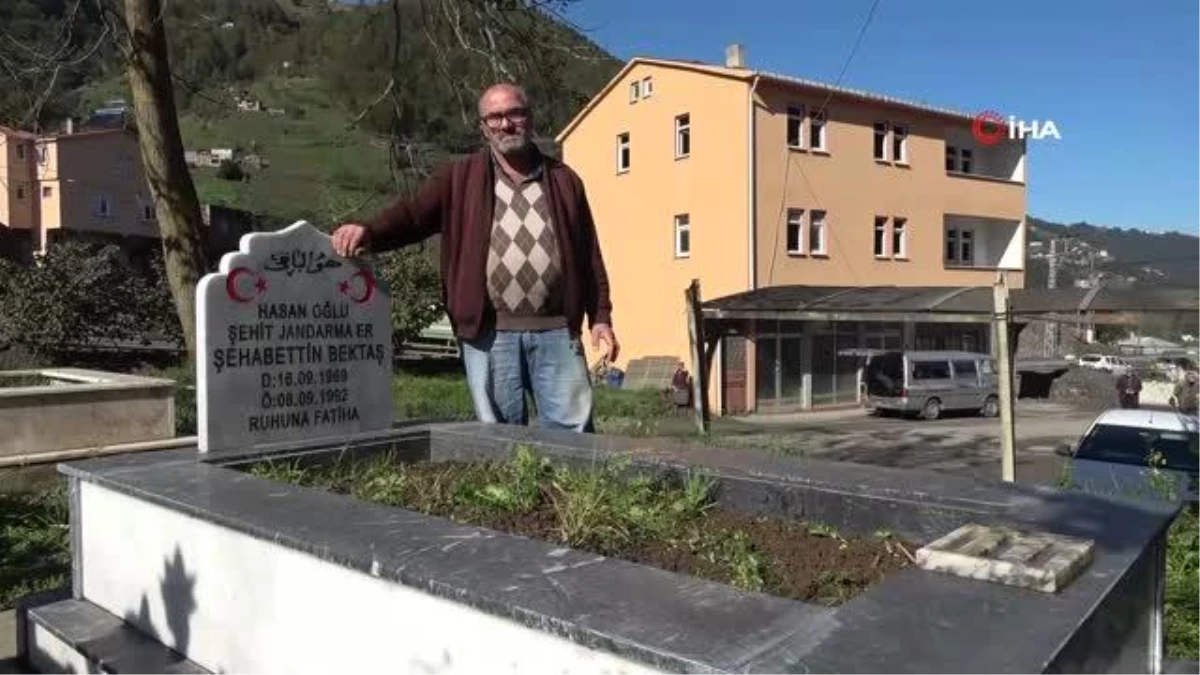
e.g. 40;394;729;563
555;56;980;143
0;124;37;140
702;285;1200;322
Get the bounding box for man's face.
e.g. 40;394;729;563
479;88;533;156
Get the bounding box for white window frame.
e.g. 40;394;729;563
809;107;827;151
946;227;974;265
873;216;888;258
629;80;641;103
642;77;654;98
892;124;909;164
673;214;690;258
616;132;630;173
874;121;889;161
892;217;908;259
786;209;805;255
786;105;804;149
674;113;690;159
809;210;827;255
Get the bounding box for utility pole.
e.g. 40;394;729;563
994;272;1016;483
1046;238;1058;357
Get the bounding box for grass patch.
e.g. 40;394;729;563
0;486;70;611
246;446;913;605
1165;510;1198;660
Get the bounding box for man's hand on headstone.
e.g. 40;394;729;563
331;223;370;258
591;323;619;363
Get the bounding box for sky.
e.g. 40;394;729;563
561;0;1200;235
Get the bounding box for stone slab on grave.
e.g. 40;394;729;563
196;220;393;452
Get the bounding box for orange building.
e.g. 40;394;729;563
1;124;158;257
557;45;1027;414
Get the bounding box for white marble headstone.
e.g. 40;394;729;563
196;220;394;452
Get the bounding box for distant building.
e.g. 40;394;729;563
0;123;243;261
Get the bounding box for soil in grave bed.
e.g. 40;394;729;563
245;447;917;606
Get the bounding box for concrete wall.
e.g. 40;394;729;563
76;481;659;674
0;369;175;459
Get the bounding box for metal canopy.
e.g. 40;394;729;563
702;285;1198;323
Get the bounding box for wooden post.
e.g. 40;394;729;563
685;279;710;435
993;273;1016;482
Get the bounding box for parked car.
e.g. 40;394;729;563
1078;354;1131;373
1062;409;1199;504
864;350;999;420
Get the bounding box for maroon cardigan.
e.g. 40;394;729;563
363;148;613;342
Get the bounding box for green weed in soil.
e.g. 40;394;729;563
0;485;70;610
247;447;912;605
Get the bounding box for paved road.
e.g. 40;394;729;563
697;402;1095;485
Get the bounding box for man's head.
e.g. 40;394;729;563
478;83;534;157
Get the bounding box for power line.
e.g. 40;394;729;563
766;0;882;286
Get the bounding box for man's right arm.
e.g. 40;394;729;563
331;164;450;256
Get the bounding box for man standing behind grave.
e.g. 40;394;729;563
331;83;618;432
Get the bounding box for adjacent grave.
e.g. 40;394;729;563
196;221;393;452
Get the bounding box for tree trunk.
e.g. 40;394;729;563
121;0;208;361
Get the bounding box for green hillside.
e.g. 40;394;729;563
0;0;622;226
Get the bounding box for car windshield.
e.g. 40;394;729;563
1075;423;1199;473
1082;356;1100;362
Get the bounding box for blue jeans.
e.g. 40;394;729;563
461;328;595;432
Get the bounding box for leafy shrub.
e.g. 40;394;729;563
0;241;182;360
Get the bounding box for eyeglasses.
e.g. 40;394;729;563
480;107;530;128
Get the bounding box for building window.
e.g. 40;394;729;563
675;114;690;159
629;80;640;103
874;122;888;160
892;217;907;258
786;209;804;255
616;132;630;173
874;216;887;257
92;195;111;217
809;210;827;255
892;125;908;163
41;185;52;198
143;204;155;220
787;105;803;148
642;77;653;98
809;108;827;150
946;227;973;265
15;185;25;199
15;144;24;159
674;214;690;258
947;146;973;173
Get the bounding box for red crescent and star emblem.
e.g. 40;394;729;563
226;267;268;303
338;268;377;304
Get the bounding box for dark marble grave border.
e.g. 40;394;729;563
59;422;1180;673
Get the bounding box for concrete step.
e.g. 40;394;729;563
22;598;206;674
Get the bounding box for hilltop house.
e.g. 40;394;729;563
557;45;1028;413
